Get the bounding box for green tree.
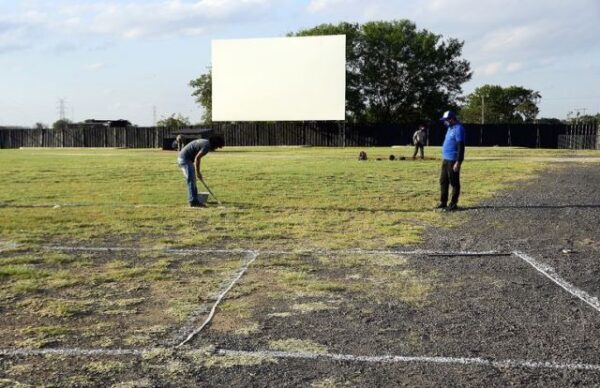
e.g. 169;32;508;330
52;119;72;130
460;85;541;124
190;20;472;124
568;113;600;124
189;69;212;123
357;20;471;122
157;113;191;128
537;117;564;125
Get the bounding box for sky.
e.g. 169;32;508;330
1;0;599;127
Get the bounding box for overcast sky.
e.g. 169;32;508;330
1;0;599;126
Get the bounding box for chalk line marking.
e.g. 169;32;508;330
0;348;143;357
218;349;600;372
42;245;507;257
513;251;600;313
1;347;599;373
176;251;259;348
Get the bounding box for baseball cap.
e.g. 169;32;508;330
440;110;456;121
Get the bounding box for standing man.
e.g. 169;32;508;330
177;134;225;207
436;111;465;212
412;124;427;160
175;134;184;151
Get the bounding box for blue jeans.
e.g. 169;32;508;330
177;157;198;203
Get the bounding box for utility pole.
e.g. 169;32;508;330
481;94;486;124
573;108;588;122
57;98;66;121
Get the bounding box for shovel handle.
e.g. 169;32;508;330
200;178;222;205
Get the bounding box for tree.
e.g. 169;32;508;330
52;119;72;130
157;113;191;128
460;85;541;124
537;117;564;125
189;69;212;123
189;20;472;124
355;20;471;123
567;113;600;124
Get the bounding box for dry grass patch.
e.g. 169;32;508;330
269;338;328;354
292;302;336;313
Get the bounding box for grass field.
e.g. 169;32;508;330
0;146;571;249
1;146;599;385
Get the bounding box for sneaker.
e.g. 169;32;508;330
189;200;205;208
446;203;458;212
434;203;447;211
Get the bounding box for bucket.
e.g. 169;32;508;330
197;192;209;204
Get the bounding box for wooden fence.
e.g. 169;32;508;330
0;122;571;149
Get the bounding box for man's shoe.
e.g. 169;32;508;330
446;203;458;212
434;203;447;211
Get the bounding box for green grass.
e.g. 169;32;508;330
3;146;593;250
1;146;599;352
0;250;249;348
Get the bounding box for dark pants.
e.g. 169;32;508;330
440;160;460;205
412;143;424;159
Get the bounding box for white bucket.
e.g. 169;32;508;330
197;192;209;204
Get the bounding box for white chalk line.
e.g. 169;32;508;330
12;245;600;368
41;245;507;257
2;347;599;373
176;251;259;347
0;348;143;357
218;349;600;372
513;251;600;313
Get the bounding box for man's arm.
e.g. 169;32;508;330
194;151;207;180
453;141;465;171
453;125;466;172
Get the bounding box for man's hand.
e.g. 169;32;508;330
453;161;461;172
196;171;203;181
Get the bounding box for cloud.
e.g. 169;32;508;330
56;0;275;39
475;61;525;77
302;0;600;80
85;63;107;71
506;62;523;73
306;0;350;13
0;11;46;53
0;0;276;54
478;62;503;76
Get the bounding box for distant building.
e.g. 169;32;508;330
82;119;132;128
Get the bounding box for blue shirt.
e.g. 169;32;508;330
178;138;211;162
441;123;465;161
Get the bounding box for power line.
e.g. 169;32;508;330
57;98;66;121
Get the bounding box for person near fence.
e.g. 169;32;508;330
177;134;225;207
412;125;427;159
436;111;465;212
176;134;184;151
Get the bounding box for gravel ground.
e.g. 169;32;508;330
195;162;600;387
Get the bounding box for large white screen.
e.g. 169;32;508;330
212;35;346;121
